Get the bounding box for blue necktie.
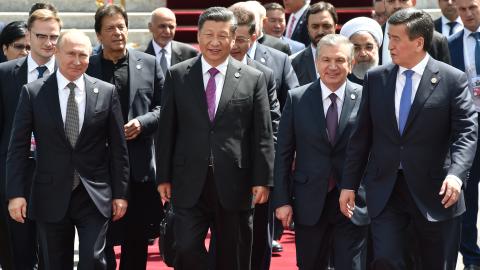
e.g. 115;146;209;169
471;32;480;75
36;66;47;79
399;70;414;135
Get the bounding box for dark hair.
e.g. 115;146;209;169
29;2;58;15
264;2;285;13
94;4;129;33
0;21;27;48
306;1;338;25
198;7;237;34
388;8;433;51
231;8;256;35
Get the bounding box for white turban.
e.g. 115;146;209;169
340;17;383;47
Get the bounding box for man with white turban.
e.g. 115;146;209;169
340;17;383;84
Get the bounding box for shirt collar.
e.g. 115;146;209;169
441;15;463;26
248;41;258;59
152;40;172;55
241;55;248;65
293;3;309;20
320;79;346;102
398;53;430;77
463;25;480;38
201;56;229;77
56;70;85;93
27;54;55;74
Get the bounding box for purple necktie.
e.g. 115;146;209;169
326;93;338;191
206;67;219;122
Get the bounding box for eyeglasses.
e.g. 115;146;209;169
31;31;59;43
234;37;250;45
10;43;31;51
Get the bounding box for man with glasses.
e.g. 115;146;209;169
0;8;60;270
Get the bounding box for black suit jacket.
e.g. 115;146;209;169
273;80;369;226
448;30;466;71
6;73;130;222
380;24;451;65
246;58;281;142
434;18;442;34
87;49;164;184
145;40;198;67
257;34;291;55
291;46;316;86
157;56;274;211
254;43;299;110
290;8;310;47
341;58;477;222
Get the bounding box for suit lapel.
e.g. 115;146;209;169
188;56;211;124
254;45;269;64
14;58;28;87
385;65;400;137
308;80;330;144
403;58;440;134
336;81;358;144
304;48;317;83
127;49;140;115
77;75;99;144
44;73;70;148
171;41;182;66
214;58;241;125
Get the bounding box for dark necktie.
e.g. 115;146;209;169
471;32;480;75
36;66;48;79
206;68;219;122
326;93;338;191
447;21;458;36
159;48;168;76
65;82;80;190
399;70;414;135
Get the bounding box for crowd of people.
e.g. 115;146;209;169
0;0;479;269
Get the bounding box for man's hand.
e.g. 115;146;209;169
339;189;355;218
158;183;172;202
275;205;293;229
124;119;142;140
252;186;270;205
8;197;27;223
112;199;128;221
439;176;462;208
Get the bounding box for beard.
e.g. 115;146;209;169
352;57;379;80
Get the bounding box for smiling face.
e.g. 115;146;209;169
197;20;235;67
231;25;253;61
263;9;286;38
149;8;177;48
96;13;128;54
316;43;352;91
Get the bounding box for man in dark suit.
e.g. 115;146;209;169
291;1;337;86
156;7;274;270
86;5;164;270
339;8;477;269
448;1;480;268
284;0;310;47
230;8;281;270
6;29;130;270
263;2;305;54
434;0;463;37
145;7;198;74
379;0;451;65
0;9;60;270
275;34;368;270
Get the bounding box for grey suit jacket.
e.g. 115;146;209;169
273;79;368;226
6;73;130;222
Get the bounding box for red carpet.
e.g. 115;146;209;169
114;230;297;269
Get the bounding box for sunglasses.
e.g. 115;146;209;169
11;43;31;51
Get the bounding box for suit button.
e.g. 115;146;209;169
210;130;214;134
400;146;404;150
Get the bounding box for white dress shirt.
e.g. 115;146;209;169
27;54;55;83
463;26;480;78
441;15;463;37
320;80;345;120
56;70;86;131
382;23;392;64
286;3;309;38
247;41;258;60
152;40;172;68
201;57;228;113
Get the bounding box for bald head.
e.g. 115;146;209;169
149;7;177;47
56;29;92;53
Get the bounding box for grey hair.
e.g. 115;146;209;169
316;34;354;64
56;29;92;53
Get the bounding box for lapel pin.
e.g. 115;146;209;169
350;93;356;100
431;77;438;84
93;88;99;94
136;64;141;70
234;72;240;78
260;57;266;63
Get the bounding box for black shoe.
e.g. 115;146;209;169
464;265;480;270
272;240;283;253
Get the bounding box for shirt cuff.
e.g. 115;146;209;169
447;174;463;187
